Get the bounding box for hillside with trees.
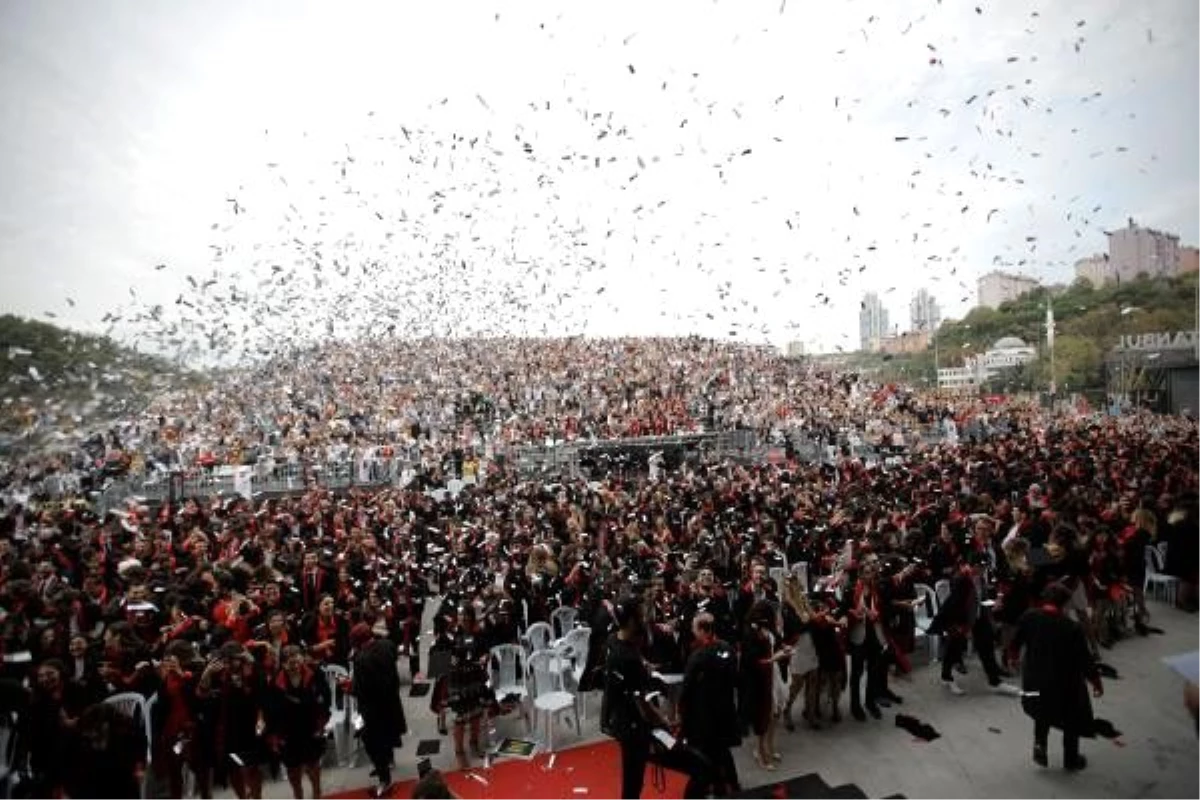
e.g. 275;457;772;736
851;271;1198;395
0;315;194;447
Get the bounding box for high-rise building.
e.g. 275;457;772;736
909;288;942;333
978;270;1039;309
859;292;890;352
1074;254;1112;286
1105;218;1180;282
784;341;806;358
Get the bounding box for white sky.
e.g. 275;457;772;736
0;0;1196;360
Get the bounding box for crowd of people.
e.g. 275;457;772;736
0;337;1195;799
1;337;981;502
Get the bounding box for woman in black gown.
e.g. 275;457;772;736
446;604;492;769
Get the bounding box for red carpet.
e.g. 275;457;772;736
327;739;689;799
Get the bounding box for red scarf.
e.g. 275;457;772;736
275;664;315;692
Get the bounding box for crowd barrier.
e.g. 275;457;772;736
22;420;1010;513
86;458;413;512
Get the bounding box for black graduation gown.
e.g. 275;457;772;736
680;640;741;750
1012;608;1097;733
62;705;144;799
352;639;407;746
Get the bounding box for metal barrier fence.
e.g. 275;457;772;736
27;421;1001;512
88;458;415;512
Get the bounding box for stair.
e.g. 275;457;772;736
736;772;900;799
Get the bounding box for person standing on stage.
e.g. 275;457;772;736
1007;583;1102;772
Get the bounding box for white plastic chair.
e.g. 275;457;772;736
322;664;353;766
915;582;939;615
555;627;592;720
555;627;591;686
489;643;532;732
490;643;530;701
550;606;579;641
102;690;153;796
526;649;580;753
1145;545;1179;606
934;579;951;611
912;585;939;663
523;621;553;654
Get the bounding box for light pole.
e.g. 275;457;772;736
1046;300;1056;402
1118;306;1142;410
933;324;940;392
1185;278;1195;359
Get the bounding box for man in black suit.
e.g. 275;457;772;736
680;612;741;796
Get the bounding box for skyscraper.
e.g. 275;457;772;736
859;292;889;352
910;288;942;333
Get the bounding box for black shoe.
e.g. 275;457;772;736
1064;755;1088;772
1033;745;1048;767
851;706;867;722
882;691;903;704
866;704;882;720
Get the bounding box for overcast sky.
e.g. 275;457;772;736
0;0;1196;359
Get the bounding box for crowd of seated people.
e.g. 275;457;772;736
0;341;1194;798
2;339;1001;501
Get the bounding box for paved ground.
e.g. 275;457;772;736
248;599;1199;799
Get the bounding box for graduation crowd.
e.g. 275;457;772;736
0;339;1195;799
3;337;969;495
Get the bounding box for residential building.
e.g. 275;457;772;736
936;336;1037;391
1105;218;1180;281
859;292;890;352
909;288;942;333
1179;246;1199;275
879;330;931;355
1074;254;1112;286
784;341;806;358
978;271;1040;309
